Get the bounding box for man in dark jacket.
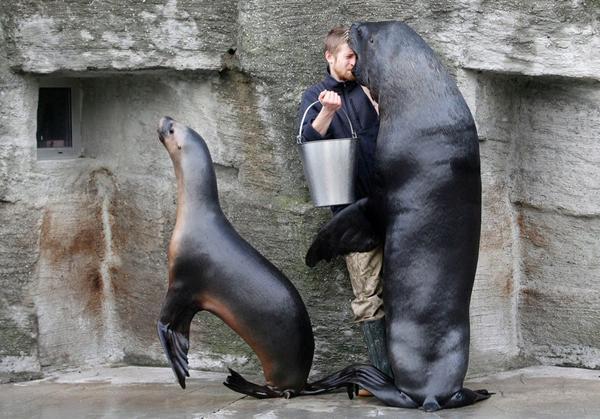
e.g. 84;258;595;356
297;26;392;394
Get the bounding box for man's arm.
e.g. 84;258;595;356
311;90;342;136
298;89;343;141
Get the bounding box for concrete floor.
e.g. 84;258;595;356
2;366;600;418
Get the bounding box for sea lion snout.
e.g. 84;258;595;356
348;24;370;91
157;116;175;143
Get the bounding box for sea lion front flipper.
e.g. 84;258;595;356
157;288;200;389
306;198;381;267
442;387;493;409
157;320;191;389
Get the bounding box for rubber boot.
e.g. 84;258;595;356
361;317;393;378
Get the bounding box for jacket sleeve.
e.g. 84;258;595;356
297;89;326;142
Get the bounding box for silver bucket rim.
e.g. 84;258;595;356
300;136;357;144
297;100;357;144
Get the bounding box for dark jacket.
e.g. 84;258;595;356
298;72;380;212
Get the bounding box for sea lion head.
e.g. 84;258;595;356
157;116;208;161
158;116;184;154
157;116;218;202
349;21;434;103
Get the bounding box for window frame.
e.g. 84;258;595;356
36;78;83;160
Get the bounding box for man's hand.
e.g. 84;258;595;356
319;90;342;113
312;90;342;136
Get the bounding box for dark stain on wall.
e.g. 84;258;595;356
503;273;514;298
517;211;548;248
37;169;119;320
39;207;105;267
520;287;543;306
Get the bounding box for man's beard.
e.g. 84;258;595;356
342;69;356;81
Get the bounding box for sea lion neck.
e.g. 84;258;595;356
173;139;221;216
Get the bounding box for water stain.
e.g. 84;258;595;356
39;205;106;316
502;273;514;297
517;212;548;248
520;287;543;306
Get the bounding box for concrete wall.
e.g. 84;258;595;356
460;70;600;369
1;1;599;382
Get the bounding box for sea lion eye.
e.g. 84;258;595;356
369;37;374;44
169;128;174;134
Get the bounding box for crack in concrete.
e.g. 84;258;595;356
513;199;600;219
205;393;248;418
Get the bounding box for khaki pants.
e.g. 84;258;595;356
344;247;384;322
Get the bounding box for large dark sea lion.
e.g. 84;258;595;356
305;21;490;411
157;116;323;397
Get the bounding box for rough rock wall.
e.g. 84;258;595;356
0;16;44;381
1;0;599;383
461;69;600;369
510;77;600;368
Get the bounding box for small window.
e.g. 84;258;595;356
36;79;81;160
37;88;72;149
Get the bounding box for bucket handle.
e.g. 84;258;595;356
297;100;357;144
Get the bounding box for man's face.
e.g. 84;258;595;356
327;42;356;82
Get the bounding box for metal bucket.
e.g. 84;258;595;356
297;101;358;207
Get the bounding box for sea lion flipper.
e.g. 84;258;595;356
157;320;191;389
306;364;418;408
343;365;417;408
442;387;493;409
300;364;363;396
223;368;281;399
306;198;380;267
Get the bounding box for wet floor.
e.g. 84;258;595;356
2;366;600;418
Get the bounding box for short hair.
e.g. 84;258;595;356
324;26;349;55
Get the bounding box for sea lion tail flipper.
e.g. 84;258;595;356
346;365;418;408
223;368;281;399
306;364;418;408
300;364;359;396
306;198;381;267
157;320;191;389
442;387;493;409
